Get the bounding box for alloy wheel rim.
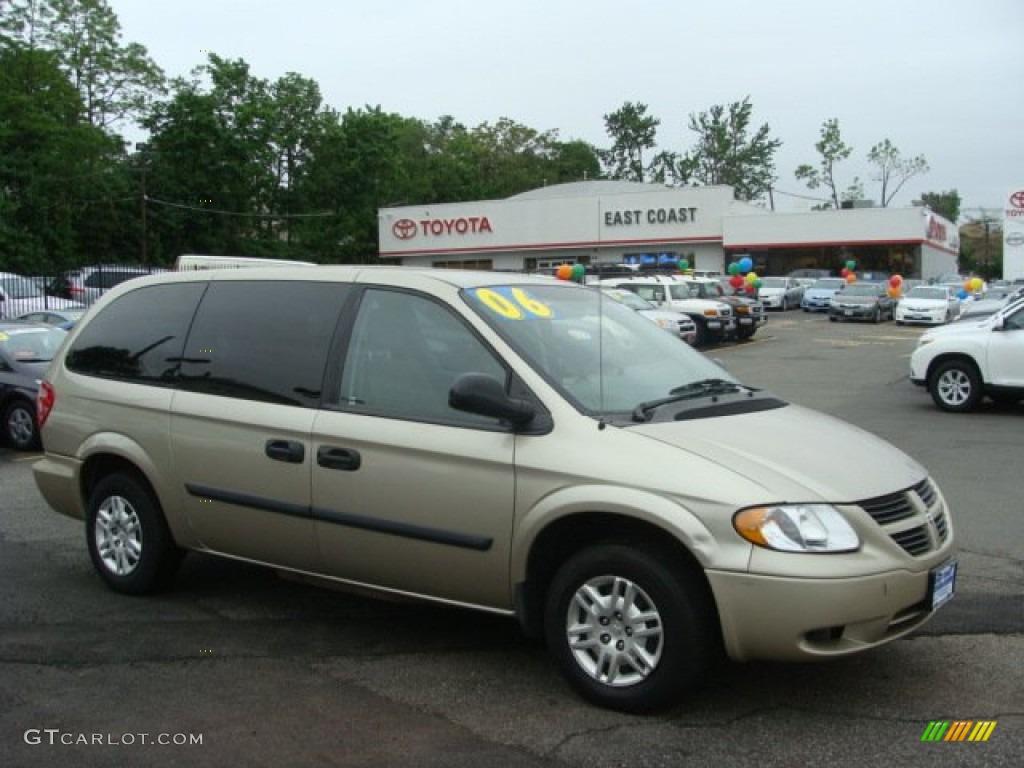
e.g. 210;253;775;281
565;575;664;687
937;370;970;406
7;407;34;445
94;496;143;576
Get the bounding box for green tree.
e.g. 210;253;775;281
867;139;929;207
664;97;781;202
0;43;129;272
2;0;164;129
599;101;659;181
920;190;961;223
794;118;862;209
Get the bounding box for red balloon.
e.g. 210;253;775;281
840;267;850;278
729;275;743;289
889;275;902;288
744;283;756;294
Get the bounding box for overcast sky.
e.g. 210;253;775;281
107;0;1022;218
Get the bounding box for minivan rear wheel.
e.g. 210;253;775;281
86;473;183;594
544;543;714;713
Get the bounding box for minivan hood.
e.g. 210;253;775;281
631;403;924;502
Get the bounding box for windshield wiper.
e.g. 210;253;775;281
632;378;746;422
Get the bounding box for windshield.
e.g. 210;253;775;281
463;283;736;419
0;326;67;362
760;277;786;288
906;287;949;300
810;279;845;290
602;289;654;311
0;277;45;299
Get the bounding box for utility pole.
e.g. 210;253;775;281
136;143;151;266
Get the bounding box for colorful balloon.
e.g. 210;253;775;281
845;259;856;271
745;271;758;284
729;274;743;289
845;272;857;283
957;288;968;299
738;256;753;273
744;283;756;294
970;277;983;292
889;275;902;288
840;267;850;278
727;262;740;275
677;259;689;272
555;264;572;280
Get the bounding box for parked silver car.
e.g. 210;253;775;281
757;277;805;311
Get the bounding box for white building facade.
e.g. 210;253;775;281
378;181;959;279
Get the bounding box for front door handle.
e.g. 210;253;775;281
265;439;305;464
317;446;362;471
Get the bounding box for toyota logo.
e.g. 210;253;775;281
1006;231;1024;247
1009;190;1024;210
392;218;418;240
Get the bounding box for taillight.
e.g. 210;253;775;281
38;380;56;429
69;286;84;295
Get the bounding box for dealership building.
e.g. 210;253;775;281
378;180;960;279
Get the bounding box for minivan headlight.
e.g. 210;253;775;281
733;504;860;553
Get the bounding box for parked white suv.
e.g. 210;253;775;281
910;298;1024;412
599;275;735;346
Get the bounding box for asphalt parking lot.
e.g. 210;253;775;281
1;309;1021;768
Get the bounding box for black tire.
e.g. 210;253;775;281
692;319;709;347
872;306;881;324
929;359;983;413
544;543;716;713
735;328;756;341
828;315;837;322
86;473;183;594
3;398;40;451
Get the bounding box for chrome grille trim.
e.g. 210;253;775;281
856;477;947;557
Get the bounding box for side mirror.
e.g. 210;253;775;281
449;373;535;427
992;316;1005;332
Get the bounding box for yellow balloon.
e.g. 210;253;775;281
970;277;983;291
745;271;758;284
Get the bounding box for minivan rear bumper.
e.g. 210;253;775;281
32;454;85;521
707;565;949;662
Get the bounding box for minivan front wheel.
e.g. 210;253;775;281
86;473;183;594
544;544;714;713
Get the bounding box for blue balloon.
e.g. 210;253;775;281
738;256;753;273
957;289;968;299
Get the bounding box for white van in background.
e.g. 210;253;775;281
174;254;317;271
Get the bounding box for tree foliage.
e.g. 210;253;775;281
920;190;961;223
794;118;862;209
664;97;781;202
599;102;659;181
867;139;929;207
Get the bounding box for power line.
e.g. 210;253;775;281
145;196;341;219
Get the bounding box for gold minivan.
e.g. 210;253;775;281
33;267;957;712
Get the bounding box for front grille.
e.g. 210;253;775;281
856;477;948;557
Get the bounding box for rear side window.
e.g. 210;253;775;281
177;281;348;407
66;282;206;383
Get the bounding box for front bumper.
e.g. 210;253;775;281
707;564;950;661
830;304;880;320
896;308;946;324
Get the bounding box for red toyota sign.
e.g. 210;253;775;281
1009;190;1024;209
392;218;418;240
